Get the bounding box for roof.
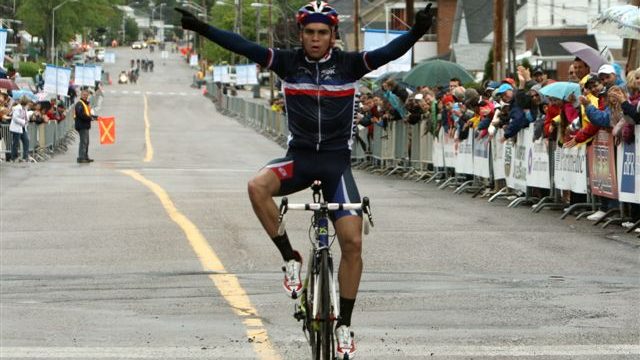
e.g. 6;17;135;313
533;34;599;57
451;43;492;72
460;0;493;44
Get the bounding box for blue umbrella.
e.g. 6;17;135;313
11;89;37;101
539;81;581;101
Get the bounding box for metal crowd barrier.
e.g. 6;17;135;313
203;81;640;233
1;110;77;163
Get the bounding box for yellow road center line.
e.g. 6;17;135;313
143;95;154;162
120;170;281;360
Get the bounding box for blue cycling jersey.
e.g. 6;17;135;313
201;25;421;151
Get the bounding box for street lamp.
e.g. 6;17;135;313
51;0;79;63
250;1;276;99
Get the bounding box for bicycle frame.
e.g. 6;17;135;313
278;181;373;360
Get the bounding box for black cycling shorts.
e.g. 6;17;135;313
264;149;361;221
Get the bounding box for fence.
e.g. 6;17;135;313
204;81;640;234
0;111;77;163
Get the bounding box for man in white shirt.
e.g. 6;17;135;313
9;96;30;162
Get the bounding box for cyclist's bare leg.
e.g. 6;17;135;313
334;215;363;298
247;169;281;237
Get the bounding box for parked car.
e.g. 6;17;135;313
131;41;143;50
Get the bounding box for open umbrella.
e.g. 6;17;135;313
10;89;37;101
592;5;640;39
0;78;19;91
539;81;581;101
402;59;474;88
559;42;607;73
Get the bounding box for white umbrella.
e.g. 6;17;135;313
592;5;640;40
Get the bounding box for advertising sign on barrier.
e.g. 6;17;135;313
432;128;445;168
589;130;618;199
442;132;456;169
189;54;198;67
455;130;474;175
617;126;640;204
94;65;102;83
492;129;506;180
473;133;491;178
104;52;116;63
554;144;588;194
526;127;551;189
506;132;527;192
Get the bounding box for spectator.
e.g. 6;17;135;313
598;64;623;92
9;96;30;162
625;68;640;106
573;57;591;83
567;64;579;83
496;83;527;141
532;66;547;85
449;77;462;93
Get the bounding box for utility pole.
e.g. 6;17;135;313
406;0;414;66
507;0;515;77
353;0;359;51
493;0;504;80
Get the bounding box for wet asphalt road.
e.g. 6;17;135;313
1;46;639;359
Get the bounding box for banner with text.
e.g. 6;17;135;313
617;126;640;204
588;130;618;199
554;144;588;194
473;133;491;178
492;129;506;180
432;128;444;168
525;128;551;189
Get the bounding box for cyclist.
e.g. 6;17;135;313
177;2;433;358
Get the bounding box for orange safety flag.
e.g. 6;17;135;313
98;116;115;145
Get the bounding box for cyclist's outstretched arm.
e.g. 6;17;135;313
364;4;434;70
176;8;270;67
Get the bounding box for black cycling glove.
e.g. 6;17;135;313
410;3;434;37
175;8;209;35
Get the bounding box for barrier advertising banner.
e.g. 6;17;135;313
94;65;102;83
189;54;198;67
617;126;640;204
506;132;527;192
589;130;618;199
43;65;71;97
442;132;456;169
492;129;506;180
432;128;444;168
526;128;551;189
554;144;588;194
473;133;491;178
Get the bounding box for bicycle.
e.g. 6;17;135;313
277;180;374;360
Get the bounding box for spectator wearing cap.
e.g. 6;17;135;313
496;83;528;141
573;57;591;83
440;94;456;136
532;66;547;84
598;64;625;93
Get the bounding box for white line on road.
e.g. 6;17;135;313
179;92;186;96
0;347;257;358
2;344;638;358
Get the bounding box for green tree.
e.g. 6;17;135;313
16;0;124;62
482;49;493;83
125;17;140;43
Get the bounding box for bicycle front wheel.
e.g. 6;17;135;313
319;249;334;360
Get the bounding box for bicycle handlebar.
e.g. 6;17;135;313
285;203;364;211
277;197;373;236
